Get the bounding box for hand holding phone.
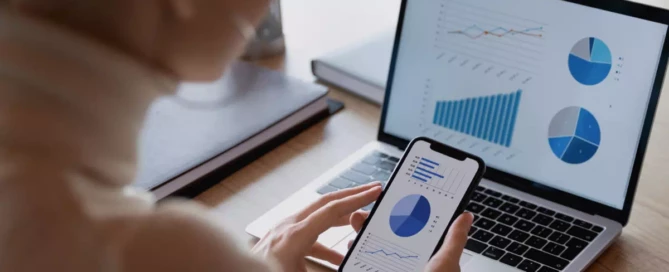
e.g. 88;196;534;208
340;137;485;272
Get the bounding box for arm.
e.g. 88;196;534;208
121;200;277;272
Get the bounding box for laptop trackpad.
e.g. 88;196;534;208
460;252;474;267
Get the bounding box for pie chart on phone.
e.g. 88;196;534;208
389;194;431;237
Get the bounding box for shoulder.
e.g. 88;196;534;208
119;200;274;272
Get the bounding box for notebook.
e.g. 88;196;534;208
311;32;394;105
133;61;330;198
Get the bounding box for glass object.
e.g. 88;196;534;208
243;0;285;59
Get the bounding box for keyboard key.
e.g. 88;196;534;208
341;170;372;185
549;220;571;232
500;253;524;267
524;248;569;270
485;189;503;198
466;202;486;214
468;226;479;236
481;208;502;220
537;207;556;216
561;238;588;260
502;195;512;201
371;170;391;182
539;267;559;272
509;230;530;243
573;219;593;229
514;220;536;232
483;247;505;260
472;230;494;243
377;161;396;171
508;242;530;255
532;214;554;226
387;156;400;163
498;214;519;226
328;178;355;189
526;236;548;249
555;213;574;223
371;151;388;158
491;224;513;236
500;203;521;214
490;236;512;249
471;192;487;202
465;238;488;253
476;186;486;192
507;196;520;204
483;197;503;208
474;218;496;230
517;259;541;272
520;201;538;210
548;232;571;245
362;155;380;165
567;226;597;241
543;242;566;255
592;225;604;233
351;163;376;175
517;208;537;220
531;226;553;238
317;185;338;195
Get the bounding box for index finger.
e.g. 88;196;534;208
299;186;382;242
295;183;381;221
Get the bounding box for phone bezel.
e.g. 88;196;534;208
338;137;486;272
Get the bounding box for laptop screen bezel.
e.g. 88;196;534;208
377;0;669;226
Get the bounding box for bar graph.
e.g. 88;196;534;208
432;89;522;147
407;157;466;195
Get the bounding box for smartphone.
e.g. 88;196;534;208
339;137;486;272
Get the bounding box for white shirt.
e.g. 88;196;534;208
0;9;276;272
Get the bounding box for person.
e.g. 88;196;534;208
0;0;474;271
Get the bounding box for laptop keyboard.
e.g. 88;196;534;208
317;151;397;211
466;187;604;271
317;150;605;271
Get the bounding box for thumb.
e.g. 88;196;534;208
426;212;474;271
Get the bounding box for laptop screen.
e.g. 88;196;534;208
382;0;668;209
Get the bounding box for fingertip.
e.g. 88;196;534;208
461;212;474;224
453;212;474;233
365;184;383;195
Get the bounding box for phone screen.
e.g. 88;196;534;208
341;140;482;272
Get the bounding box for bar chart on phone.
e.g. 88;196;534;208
405;156;466;195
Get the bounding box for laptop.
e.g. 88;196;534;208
247;0;669;271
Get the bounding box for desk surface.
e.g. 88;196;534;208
196;0;669;271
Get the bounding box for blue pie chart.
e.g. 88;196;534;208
548;107;601;164
389;195;431;237
568;37;612;86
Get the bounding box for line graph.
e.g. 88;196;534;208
363;249;418;259
435;0;547;75
352;233;420;272
448;25;544;39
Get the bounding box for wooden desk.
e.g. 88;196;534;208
196;0;669;271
